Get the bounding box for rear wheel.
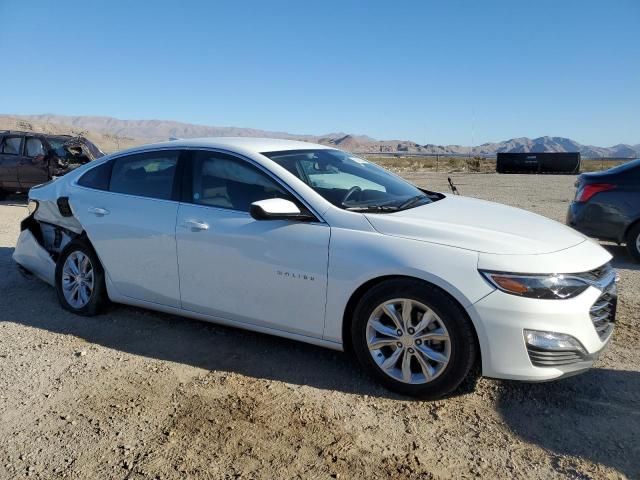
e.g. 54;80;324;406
55;239;107;316
626;223;640;263
351;279;477;399
0;189;7;201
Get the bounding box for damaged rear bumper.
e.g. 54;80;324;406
13;229;56;286
13;185;84;287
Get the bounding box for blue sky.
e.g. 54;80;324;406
1;0;638;146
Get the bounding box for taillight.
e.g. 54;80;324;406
576;183;615;202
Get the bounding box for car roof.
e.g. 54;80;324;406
0;130;74;139
124;137;335;155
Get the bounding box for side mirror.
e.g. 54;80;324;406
250;198;313;221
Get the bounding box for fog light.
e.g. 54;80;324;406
524;330;587;354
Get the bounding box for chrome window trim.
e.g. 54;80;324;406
72;145;327;224
72;147;182;204
73;184;180;206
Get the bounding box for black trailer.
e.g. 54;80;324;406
496;152;581;174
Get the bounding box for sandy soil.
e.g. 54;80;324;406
0;173;638;479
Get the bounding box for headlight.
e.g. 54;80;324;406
480;271;590;299
27;200;39;215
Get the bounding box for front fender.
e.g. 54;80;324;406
323;228;493;344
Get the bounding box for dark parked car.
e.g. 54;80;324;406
567;159;640;261
0;131;104;199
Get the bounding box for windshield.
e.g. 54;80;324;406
263;149;431;211
48;137;104;161
49;137;85;161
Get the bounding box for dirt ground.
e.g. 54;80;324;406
0;173;638;479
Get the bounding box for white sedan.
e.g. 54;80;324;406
13;138;616;398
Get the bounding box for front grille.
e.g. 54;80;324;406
580;263;615;284
527;345;586;367
590;279;617;340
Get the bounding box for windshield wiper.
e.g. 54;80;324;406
346;195;429;213
345;205;399;213
397;194;428;210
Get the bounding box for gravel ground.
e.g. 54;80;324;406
0;172;638;479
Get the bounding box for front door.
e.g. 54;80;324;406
175;150;330;338
71;150;182;307
19;137;50;188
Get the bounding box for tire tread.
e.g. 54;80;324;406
626;222;640;263
55;239;107;316
350;279;477;399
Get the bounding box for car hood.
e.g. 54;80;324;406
364;195;586;255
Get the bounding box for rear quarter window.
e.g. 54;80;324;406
78;161;113;190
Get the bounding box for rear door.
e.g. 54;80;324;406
19;136;50;188
71;150;183;307
0;135;23;190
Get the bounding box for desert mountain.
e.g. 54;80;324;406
1;114;638;158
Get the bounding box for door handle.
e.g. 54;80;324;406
183;219;209;231
88;207;110;216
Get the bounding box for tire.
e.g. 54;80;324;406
351;279;477;399
0;189;7;201
55;239;107;316
626;222;640;263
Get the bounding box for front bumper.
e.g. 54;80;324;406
467;283;615;382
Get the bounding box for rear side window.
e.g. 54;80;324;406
190;151;294;211
1;136;23;155
25;138;46;157
78;161;113;190
109;151;179;200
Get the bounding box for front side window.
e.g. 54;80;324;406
190;151;294;211
25;138;46;157
109;151;178;200
263;149;432;211
1;136;23;155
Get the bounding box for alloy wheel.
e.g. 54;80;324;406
366;298;451;384
61;251;95;309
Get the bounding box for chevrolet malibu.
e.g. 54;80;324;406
13;138;617;398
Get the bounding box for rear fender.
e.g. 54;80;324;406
33;198;83;234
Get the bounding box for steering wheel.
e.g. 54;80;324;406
341;186;362;206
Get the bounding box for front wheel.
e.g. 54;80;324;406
351;279;477;399
626;223;640;263
55;239;107;316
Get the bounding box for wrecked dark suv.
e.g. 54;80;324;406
0;131;104;199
